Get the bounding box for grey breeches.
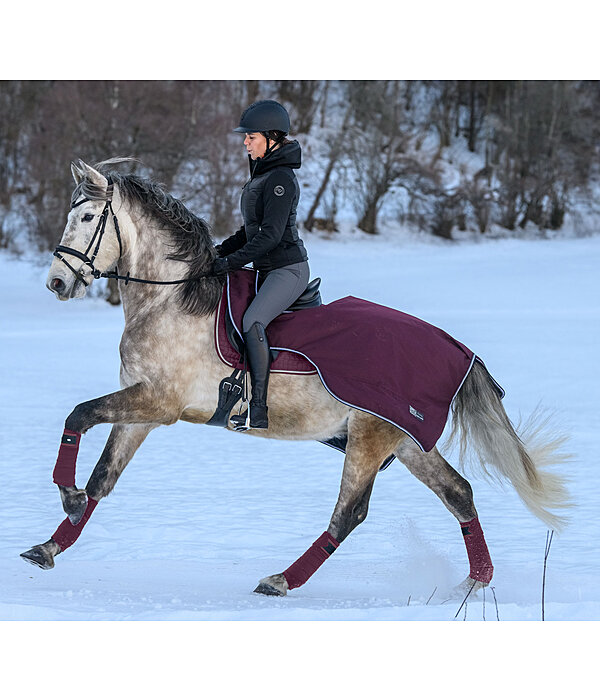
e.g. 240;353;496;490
242;261;310;333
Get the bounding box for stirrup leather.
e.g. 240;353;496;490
206;369;246;427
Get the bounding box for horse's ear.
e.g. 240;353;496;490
78;160;109;191
71;161;85;184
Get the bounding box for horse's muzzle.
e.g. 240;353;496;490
46;273;86;300
50;277;66;294
47;275;69;301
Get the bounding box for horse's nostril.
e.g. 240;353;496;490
51;278;66;292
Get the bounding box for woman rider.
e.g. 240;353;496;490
211;100;310;430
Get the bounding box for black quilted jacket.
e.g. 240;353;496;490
217;141;308;273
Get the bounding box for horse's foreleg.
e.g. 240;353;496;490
255;412;404;596
54;383;175;522
395;440;493;591
21;422;154;570
85;422;156;500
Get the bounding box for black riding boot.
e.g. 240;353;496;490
232;322;270;430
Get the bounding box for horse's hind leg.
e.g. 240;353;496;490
395;440;493;592
21;423;154;570
255;411;404;596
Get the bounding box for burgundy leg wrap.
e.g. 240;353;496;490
460;517;494;583
53;430;82;487
52;497;98;551
283;531;340;590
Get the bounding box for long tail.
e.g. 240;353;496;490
446;361;573;531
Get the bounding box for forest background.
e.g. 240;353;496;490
2;80;599;263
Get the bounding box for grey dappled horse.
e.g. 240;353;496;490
21;159;571;597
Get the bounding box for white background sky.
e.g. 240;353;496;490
4;2;595;79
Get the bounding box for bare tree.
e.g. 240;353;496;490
429;80;459;150
346;81;415;234
183;81;248;238
3;79;600;262
304;105;351;232
483;81;589;232
276;80;324;134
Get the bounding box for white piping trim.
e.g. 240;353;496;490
273;367;317;375
474;356;506;398
449;353;477;409
214;294;234;368
270;343;427;452
226;273;244;345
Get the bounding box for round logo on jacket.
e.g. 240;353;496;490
274;185;285;196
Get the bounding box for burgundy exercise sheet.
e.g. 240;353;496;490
214;269;504;452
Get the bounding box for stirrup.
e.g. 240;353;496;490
231;402;268;431
231;404;250;432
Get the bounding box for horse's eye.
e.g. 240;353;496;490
82;213;94;222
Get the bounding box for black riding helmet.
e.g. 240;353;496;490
233;100;290;135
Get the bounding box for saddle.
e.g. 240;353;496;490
225;276;323;358
207;272;396;470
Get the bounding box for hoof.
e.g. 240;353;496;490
59;486;88;525
20;539;60;570
254;573;289;597
452;576;489;599
254;582;286;597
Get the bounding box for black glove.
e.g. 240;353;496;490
211;257;229;276
215;244;224;257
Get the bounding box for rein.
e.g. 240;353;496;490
53;176;210;287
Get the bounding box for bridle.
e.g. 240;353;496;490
53;176;124;287
53;176;210;288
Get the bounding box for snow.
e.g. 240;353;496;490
1;231;598;694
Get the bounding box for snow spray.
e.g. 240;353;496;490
283;531;340;589
460;517;494;583
53;430;81;487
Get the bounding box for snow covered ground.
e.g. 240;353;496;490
2;229;597;696
2;229;598;624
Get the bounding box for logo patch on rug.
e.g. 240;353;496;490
409;405;424;421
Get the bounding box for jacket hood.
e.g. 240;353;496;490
249;140;301;178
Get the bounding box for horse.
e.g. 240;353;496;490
20;158;571;598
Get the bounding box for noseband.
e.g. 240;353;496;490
53;176;123;287
53;176;210;288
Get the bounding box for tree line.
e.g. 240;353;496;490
1;80;599;254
